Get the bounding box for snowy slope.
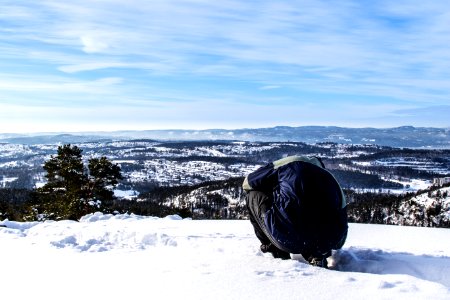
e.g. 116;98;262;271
386;187;450;227
1;214;449;300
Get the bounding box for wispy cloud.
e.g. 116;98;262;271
1;0;450;132
260;85;281;90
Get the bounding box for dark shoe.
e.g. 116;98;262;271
260;243;291;260
272;249;291;260
260;244;272;253
307;256;328;268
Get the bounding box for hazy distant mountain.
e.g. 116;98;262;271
0;134;113;145
1;126;449;148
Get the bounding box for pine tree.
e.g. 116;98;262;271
86;157;123;202
35;144;122;221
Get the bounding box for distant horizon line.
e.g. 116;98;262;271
2;124;450;136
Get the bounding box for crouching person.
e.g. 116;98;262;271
243;155;348;268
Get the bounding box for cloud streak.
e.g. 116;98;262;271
1;0;450;132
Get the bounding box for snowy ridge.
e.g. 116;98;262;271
2;126;449;148
385;187;450;226
1;213;449;299
158;180;450;226
3;213;182;252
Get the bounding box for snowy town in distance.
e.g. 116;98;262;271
1;138;449;193
1;133;449;227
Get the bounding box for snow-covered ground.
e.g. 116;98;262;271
1;214;449;299
113;189;140;200
0;176;19;188
353;178;433;195
122;159;260;186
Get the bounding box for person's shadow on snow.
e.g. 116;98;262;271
326;247;450;288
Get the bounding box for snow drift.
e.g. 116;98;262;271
1;213;449;299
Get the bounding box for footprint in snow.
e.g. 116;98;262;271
330;247;450;288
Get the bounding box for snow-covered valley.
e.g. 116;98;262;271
1;140;449;194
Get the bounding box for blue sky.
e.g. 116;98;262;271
1;0;450;133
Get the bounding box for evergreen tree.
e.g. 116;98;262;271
35;144;122;221
86;157;123;201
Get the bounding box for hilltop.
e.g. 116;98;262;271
1;214;449;299
1;125;450;148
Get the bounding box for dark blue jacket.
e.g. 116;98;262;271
243;156;348;255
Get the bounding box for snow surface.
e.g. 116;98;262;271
1;213;449;300
113;189;140;200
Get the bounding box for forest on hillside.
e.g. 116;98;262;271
1;178;449;228
1;140;449;226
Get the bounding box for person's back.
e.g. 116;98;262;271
243;155;348;267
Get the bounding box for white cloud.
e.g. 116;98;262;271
0;75;122;91
1;0;450;130
80;35;109;53
260;85;281;90
58;62;127;73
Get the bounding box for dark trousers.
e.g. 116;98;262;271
246;190;273;245
246;190;343;259
246;190;291;254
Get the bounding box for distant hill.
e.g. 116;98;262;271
0;134;113;145
1;126;449;148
